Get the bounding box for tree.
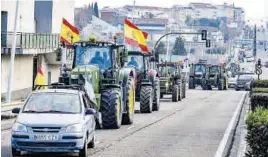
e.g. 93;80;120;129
172;37;186;55
156;41;165;54
148;13;154;19
93;2;99;18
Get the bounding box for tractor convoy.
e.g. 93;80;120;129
52;36;227;130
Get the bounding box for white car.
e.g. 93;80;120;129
245;56;255;62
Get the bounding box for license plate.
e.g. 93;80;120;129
34;134;58;141
238;85;244;87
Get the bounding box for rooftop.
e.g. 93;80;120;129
190;3;217;9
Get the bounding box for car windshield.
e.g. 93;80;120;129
23;93;81;114
210;66;220;73
238;75;253;80
195;65;205;72
75;45;112;70
127;55;144;71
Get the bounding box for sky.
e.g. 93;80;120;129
75;0;268;20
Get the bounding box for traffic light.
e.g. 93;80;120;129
206;40;211;48
201;30;207;40
258;58;261;66
56;48;62;61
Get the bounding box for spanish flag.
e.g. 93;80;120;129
34;67;46;90
124;19;149;53
60;18;80;44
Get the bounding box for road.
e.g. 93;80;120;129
1;89;246;157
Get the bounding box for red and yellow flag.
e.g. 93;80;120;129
60;18;80;44
34;67;46;90
124;19;149;53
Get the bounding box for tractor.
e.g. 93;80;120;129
189;59;208;89
157;61;186;102
59;37;136;129
127;51;160;113
201;63;228;90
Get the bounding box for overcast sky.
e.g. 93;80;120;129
75;0;268;20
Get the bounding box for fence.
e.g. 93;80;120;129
1;31;60;49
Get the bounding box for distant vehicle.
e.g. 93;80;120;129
228;75;238;88
11;86;96;157
264;61;268;68
235;74;254;91
245;56;255;62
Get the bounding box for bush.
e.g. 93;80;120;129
246;107;268;156
251;80;268;88
251;88;268;94
250;93;268;110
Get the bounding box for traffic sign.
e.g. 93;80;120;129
206;40;211;48
256;68;262;75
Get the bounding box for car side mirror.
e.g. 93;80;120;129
12;108;20;114
85;108;97;115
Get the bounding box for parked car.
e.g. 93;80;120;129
228;75;238;88
11;87;96;157
235;74;254;91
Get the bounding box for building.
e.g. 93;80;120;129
189;3;218;19
1;0;75;102
171;5;194;27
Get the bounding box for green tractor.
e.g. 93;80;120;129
201;64;229;90
157;62;186;102
189;60;208;89
60;39;136;129
126;51;160;113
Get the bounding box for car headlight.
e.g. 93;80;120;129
165;82;169;87
65;124;85;133
12;123;28;132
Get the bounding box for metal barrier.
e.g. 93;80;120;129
1;31;60;49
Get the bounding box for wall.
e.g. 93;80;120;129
1;0;35;32
52;0;75;33
1;55;33;100
34;1;53;33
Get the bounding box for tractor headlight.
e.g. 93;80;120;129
165;82;169;87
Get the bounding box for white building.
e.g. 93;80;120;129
1;0;75;102
189;3;217;19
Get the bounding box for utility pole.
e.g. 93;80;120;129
253;24;257;59
6;0;19;103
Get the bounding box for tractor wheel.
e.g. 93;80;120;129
140;86;153;113
178;84;182;101
218;79;224;90
172;85;179;102
189;77;195;89
122;77;135;125
160;94;163;98
101;89;122;129
208;85;212;90
153;78;160;111
202;80;207;90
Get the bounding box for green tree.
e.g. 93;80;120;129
148;13;154;19
156;41;165;54
93;2;99;17
172;37;186;55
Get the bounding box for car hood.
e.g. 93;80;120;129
16;113;83;127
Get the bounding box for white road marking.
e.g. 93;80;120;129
214;92;247;157
127;125;135;130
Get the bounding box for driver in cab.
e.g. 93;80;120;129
127;56;139;68
90;51;104;68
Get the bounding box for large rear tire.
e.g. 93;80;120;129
178;83;182;101
122;77;135;125
189;77;195;89
101;89;122;129
218;79;224;90
153;78;160;111
140;86;153;113
172;85;179;102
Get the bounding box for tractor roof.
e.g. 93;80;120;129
158;62;180;67
128;51;153;56
74;40;124;48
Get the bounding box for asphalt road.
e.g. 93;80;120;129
1;89;246;157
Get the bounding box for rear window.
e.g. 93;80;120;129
23;92;81;114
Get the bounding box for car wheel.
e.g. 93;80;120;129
88;134;95;148
12;147;21;157
79;136;88;157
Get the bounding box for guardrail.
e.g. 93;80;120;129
1;102;24;112
1;31;60;49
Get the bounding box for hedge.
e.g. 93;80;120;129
250;93;268;110
251;88;268;93
251;80;268;88
246;107;268;156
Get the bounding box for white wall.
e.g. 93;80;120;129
195;8;217;19
52;0;75;33
1;55;33;94
1;0;35;32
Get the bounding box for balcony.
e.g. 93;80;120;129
1;31;60;54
